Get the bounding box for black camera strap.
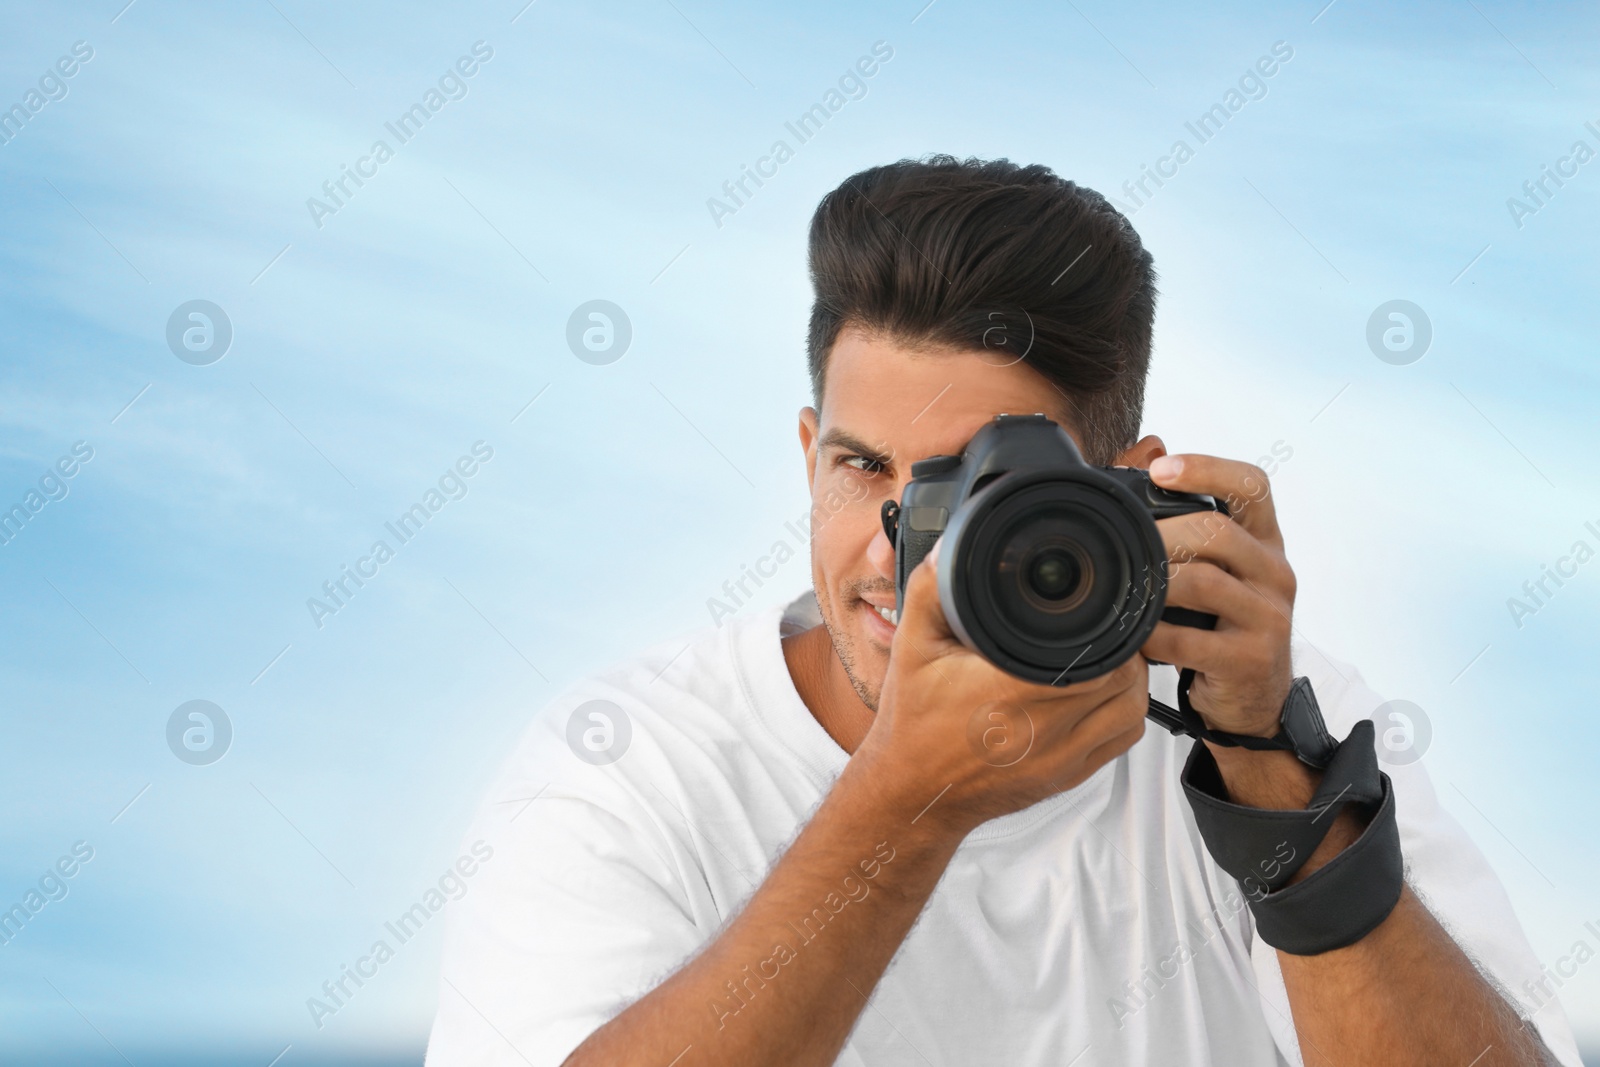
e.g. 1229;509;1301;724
1152;668;1405;955
1148;668;1311;755
1181;717;1403;954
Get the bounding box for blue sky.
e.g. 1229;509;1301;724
2;0;1597;1062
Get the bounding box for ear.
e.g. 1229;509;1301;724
799;406;820;488
1114;434;1167;469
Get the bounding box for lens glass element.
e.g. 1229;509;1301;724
1018;543;1091;609
952;475;1162;682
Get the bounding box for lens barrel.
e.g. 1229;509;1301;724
937;468;1171;685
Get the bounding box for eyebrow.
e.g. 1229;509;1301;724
816;428;893;466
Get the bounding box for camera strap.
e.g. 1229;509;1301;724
1153;668;1405;955
1180;716;1403;954
1148;668;1313;756
1152;671;1401;953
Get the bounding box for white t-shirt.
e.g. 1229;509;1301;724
425;593;1582;1067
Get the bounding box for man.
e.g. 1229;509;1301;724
425;157;1582;1065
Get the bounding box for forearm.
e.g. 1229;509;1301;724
565;756;964;1067
1211;747;1552;1066
1280;886;1551;1066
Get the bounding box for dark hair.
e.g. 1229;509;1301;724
805;155;1157;465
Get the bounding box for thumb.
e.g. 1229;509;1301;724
897;536;955;646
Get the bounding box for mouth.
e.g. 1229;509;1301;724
860;597;899;634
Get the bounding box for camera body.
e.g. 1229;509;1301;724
885;414;1224;686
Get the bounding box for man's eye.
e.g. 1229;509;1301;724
840;455;885;474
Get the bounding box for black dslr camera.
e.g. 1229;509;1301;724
882;414;1225;695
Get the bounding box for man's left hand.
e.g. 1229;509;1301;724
1139;453;1296;739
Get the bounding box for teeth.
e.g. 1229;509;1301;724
874;605;899;626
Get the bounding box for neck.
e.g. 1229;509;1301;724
781;624;876;754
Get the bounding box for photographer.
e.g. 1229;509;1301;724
425;157;1580;1066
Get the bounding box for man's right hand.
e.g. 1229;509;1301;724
565;542;1151;1067
857;538;1152;836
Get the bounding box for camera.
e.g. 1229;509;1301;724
882;414;1225;688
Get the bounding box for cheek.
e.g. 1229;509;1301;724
810;506;880;578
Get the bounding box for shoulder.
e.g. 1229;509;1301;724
1274;637;1583;1060
508;605;774;761
1289;635;1393;737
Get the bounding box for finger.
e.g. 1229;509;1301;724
1061;682;1149;757
1031;654;1146;731
1019;643;1146;702
1140;618;1231;676
1163;559;1284;631
1158;510;1293;592
1080;718;1148;772
1150;454;1283;548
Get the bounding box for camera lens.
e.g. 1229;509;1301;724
942;472;1167;684
989;508;1121;641
1024;547;1085;603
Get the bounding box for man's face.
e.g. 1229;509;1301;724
798;325;1082;711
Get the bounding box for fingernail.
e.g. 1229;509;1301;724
927;535;942;567
1151;456;1182;481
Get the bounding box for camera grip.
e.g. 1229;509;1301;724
1160;604;1218;631
895;525;943;610
1146;604;1219;733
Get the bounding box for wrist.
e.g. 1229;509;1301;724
1206;745;1365;881
1182;720;1404;953
1181;675;1339;772
837;735;975;852
1206;744;1318;808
